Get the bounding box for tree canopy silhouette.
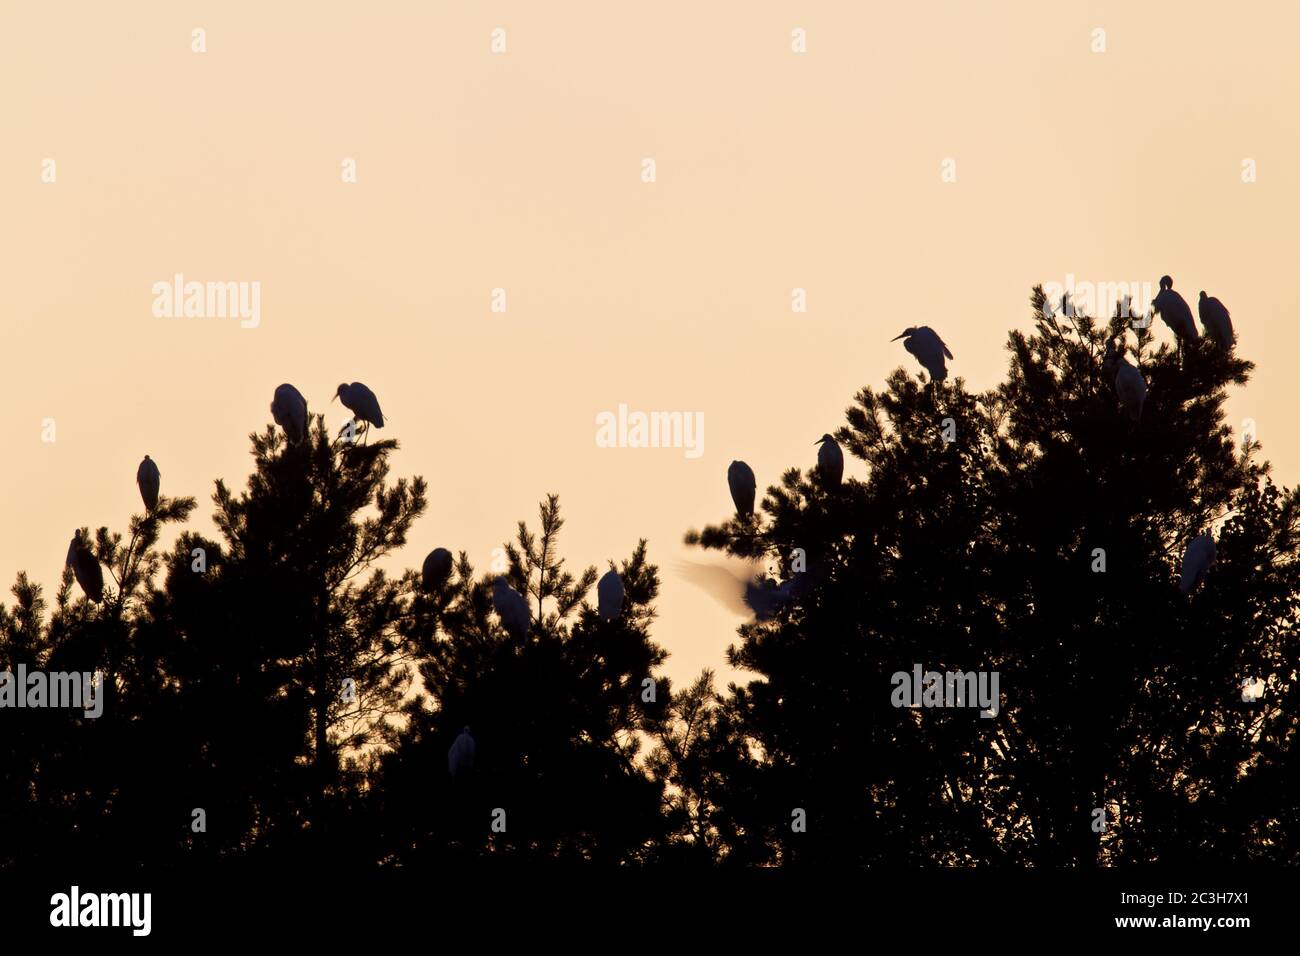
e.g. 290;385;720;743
2;288;1297;869
681;288;1299;866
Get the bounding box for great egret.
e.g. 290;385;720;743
332;382;384;437
421;548;453;593
892;326;953;382
814;434;843;487
1151;276;1198;346
728;460;756;517
597;569;624;621
1103;339;1146;423
448;726;476;780
271;383;308;442
1179;533;1217;594
66;532;104;603
1198;292;1235;349
492;577;530;639
136;455;160;512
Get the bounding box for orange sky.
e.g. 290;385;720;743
3;1;1298;689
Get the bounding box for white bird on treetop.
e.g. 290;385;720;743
597;569;624;621
1198;292;1235;349
892;326;953;382
66;531;104;603
421;548;454;593
814;434;843;487
136;455;160;512
1151;276;1198;346
492;577;530;639
332;382;384;436
728;460;756;517
271;383;308;442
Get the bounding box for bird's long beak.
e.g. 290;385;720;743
330;393;339;402
891;332;906;341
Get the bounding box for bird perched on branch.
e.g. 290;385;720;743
271;383;308;442
728;460;756;517
1198;291;1235;349
136;455;160;512
332;382;384;439
814;434;843;487
66;531;104;603
1151;276;1198;349
892;326;953;382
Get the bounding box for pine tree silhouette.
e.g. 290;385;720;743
374;495;672;865
683;287;1299;866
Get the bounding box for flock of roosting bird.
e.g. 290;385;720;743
58;276;1231;773
719;274;1232;619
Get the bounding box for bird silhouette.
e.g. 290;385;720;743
814;434;844;487
1198;291;1235;349
892;326;953;382
1179;532;1217;594
597;569;624;621
66;531;104;603
271;383;308;442
492;577;530;639
1151;276;1198;348
421;547;453;593
728;460;756;517
332;382;384;439
447;726;476;780
136;455;160;512
1103;339;1147;423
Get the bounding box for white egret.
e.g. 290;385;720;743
728;460;756;517
892;326;953;382
597;569;624;621
136;455;160;512
421;547;454;593
492;577;530;639
271;383;308;442
66;532;104;603
448;726;476;780
1197;292;1235;349
332;382;385;437
1151;276;1198;346
1103;339;1146;423
814;434;843;487
1179;533;1217;594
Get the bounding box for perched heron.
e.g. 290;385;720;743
728;460;756;517
492;577;530;639
1179;533;1217;594
271;383;308;442
332;382;384;439
1197;292;1235;349
448;726;476;780
137;455;160;512
597;569;624;621
421;547;454;593
1151;276;1198;348
814;434;843;487
1103;339;1147;423
892;326;953;382
66;532;104;603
